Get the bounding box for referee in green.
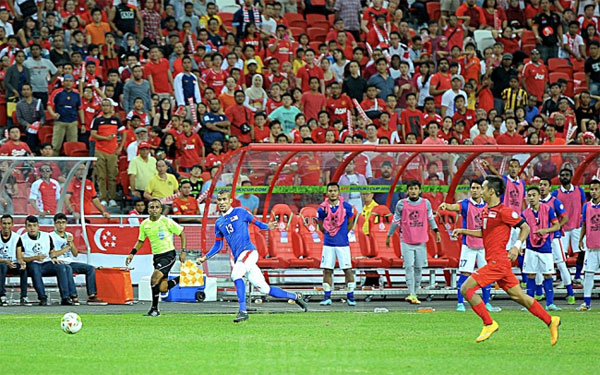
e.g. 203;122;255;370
126;199;187;316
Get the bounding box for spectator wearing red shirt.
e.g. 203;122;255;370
361;0;389;33
429;58;452;108
172;181;201;221
326;82;353;127
253;112;270;142
452;95;476;129
521;50;548;102
65;164;110;219
79;86;100;148
456;0;487;31
177;119;204;173
496;117;526;145
145;46;174;101
200;54;228;96
0;126;32;156
473;120;498;145
400;93;424;141
224;90;255;145
28;164;61;222
296;49;325;94
267;25;294;64
90;99;122;206
300;77;327;121
377;112;395;140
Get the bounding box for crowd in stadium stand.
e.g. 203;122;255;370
0;0;599;219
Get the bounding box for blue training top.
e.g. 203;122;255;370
317;201;354;247
205;207;268;262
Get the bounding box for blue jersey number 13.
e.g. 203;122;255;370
225;223;234;234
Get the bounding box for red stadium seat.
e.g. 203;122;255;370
311;21;331;31
297;207;324;268
426;2;441;21
435;211;460;268
218;12;234;24
573;71;587;85
290;27;306;39
63;142;88;157
38;126;53;144
426;228;449;267
521;43;536;55
283;13;304;24
268;204;306;267
361;206;403;268
289;19;307;30
327;14;335;27
308;41;322;51
307;28;328;42
571;59;585;72
521;30;536;46
549;71;570;83
119;170;130;197
548;58;573;76
306;14;326;24
349;214;377;268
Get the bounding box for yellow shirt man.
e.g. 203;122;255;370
145;173;179;199
361;197;379;235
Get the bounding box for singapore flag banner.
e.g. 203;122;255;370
86;226;151;255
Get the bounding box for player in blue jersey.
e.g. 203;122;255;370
317;182;357;306
439;179;501;313
197;190;308;323
539;178;575;305
521;187;562;311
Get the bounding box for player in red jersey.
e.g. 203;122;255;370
452;176;560;345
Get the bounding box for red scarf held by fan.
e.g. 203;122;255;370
319;197;346;237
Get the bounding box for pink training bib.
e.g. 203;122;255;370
466;200;484;249
522;204;551;248
401;198;429;244
585;203;600;249
557;187;583;231
504;178;525;213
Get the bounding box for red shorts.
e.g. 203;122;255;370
472;260;519;291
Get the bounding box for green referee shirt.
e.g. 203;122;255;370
138;216;184;255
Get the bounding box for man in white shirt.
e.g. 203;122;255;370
441;75;467;117
21;215;72;305
560;21;585;60
127;127;149;161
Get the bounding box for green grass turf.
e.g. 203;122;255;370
1;310;598;375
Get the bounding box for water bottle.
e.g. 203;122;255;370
374;307;389;313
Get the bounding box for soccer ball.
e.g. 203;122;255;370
61;312;82;334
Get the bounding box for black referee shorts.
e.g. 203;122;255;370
153;250;176;276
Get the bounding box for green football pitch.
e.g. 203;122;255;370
1;310;597;375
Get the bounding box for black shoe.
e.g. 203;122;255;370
39;299;49;306
61;298;74;306
0;296;8;306
295;293;308;312
146;307;160;317
233;311;249;323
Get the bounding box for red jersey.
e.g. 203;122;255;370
400;108;424;138
311;126;337;143
521;62;547;101
144;58;173;94
267;38;293;63
0;141;32;156
429;72;452;107
254;125;270;143
326;94;353;126
265;97;283;114
362;6;389;30
377;126;395;141
452;109;476;129
81;99;100;131
67;178;98;215
296;64;324;92
177;132;204;168
172;196;200;215
482;204;523;263
264;72;287;90
201;69;228;95
205;152;225;168
354;154;371;178
297;154;322;185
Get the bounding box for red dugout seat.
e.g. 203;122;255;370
361;206;403;268
267;204;306;267
435;211;460;268
349;214;378;268
297;207;323;268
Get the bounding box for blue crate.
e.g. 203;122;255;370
161;275;206;303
